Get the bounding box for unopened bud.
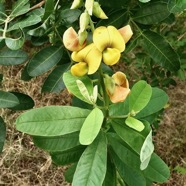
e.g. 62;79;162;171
70;0;83;9
118;25;133;43
93;2;108;19
104;74;115;96
80;11;90;32
78;30;88;46
85;0;94;15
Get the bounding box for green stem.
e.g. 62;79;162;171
109;114;129;119
89;16;95;33
2;16;10;38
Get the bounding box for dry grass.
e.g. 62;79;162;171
0;64;186;185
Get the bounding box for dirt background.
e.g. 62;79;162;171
0;61;186;186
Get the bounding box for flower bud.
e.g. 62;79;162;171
79;11;90;32
70;0;83;9
63;27;86;51
103;48;121;66
78;30;88;46
112;71;129;88
71;62;88;76
85;0;94;15
118;25;133;43
104;74;115;96
93;2;108;19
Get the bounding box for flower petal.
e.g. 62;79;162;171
63;27;86;51
71;62;88;76
107;26;125;52
118;25;133;44
85;44;102;74
93;26;110;52
112;71;129;88
103;48;121;66
110;86;130;103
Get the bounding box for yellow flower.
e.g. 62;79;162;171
105;71;130;103
63;27;86;52
71;43;102;76
93;26;125;65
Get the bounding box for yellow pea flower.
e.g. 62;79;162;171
71;43;102;76
71;62;88;76
93;26;125;65
63;27;86;52
105;71;130;103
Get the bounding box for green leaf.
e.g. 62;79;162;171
107;133;170;183
72;132;107;186
63;71;93;104
21;64;33;81
61;9;81;24
79;107;104;145
99;0;130;8
51;146;85;165
168;0;186;13
64;163;77;183
111;120;147;154
33;132;80;152
42;64;70;93
42;0;54;21
103;155;117;186
129;80;152;114
140;130;154;170
144;153;170;183
136;88;168;119
9;92;34;110
0;91;19;108
0;117;6;153
0;49;28;65
97;9;129;28
27;46;63;77
5;30;25;50
10;0;30;18
110;149;146;186
16;106;90;136
109;97;129;117
8;15;41;31
125;117;144;132
142;31;180;71
133;2;170;24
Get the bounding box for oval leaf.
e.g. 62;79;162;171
129;80;152;114
136;87;168;119
9;92;34;110
0;49;28;65
79;108;104;145
42;64;70;93
133;2;170;24
33;132;80;152
142;31;180;71
125;117;144;132
140;130;154;170
27;46;63;77
0;91;19;108
72;132;107;186
16;106;90;136
168;0;186;13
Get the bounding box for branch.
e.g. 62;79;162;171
30;0;45;11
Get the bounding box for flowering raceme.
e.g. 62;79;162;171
105;71;130;103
